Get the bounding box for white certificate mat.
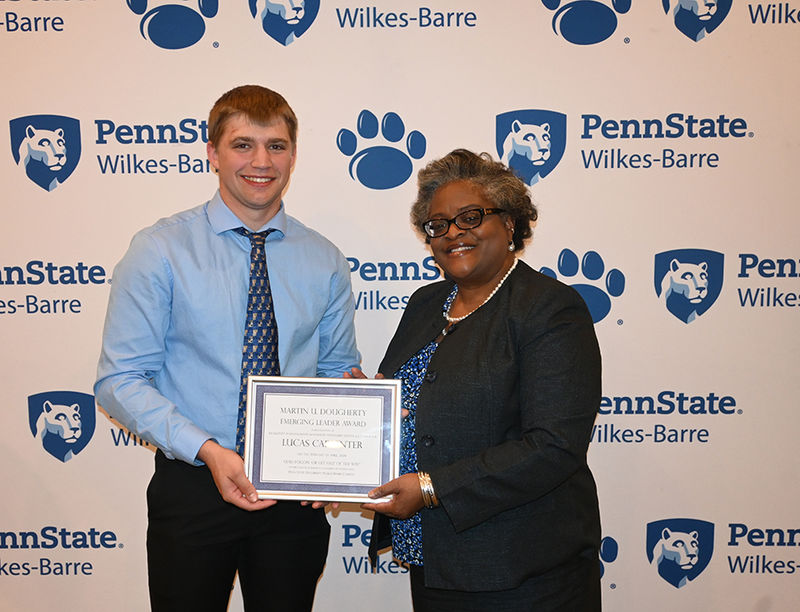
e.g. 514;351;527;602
243;376;401;503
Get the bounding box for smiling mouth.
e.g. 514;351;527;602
243;176;274;184
447;245;475;255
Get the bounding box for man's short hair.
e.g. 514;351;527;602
208;85;298;146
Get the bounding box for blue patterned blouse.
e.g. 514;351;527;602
390;286;457;566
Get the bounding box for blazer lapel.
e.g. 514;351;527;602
379;285;450;377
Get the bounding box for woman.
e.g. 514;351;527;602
362;149;602;611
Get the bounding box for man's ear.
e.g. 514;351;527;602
207;141;219;171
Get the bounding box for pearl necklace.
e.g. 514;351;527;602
444;258;518;324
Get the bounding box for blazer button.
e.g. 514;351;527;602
420;435;435;447
424;371;437;382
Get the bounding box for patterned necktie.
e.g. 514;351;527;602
235;227;280;455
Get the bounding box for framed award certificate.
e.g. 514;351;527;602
243;376;401;503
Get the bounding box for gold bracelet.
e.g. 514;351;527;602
417;471;439;508
419;480;431;508
418;472;431;507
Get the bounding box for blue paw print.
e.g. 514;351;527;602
542;0;631;45
127;0;218;50
336;110;426;190
541;249;625;323
599;535;619;579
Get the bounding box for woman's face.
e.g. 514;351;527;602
427;180;514;290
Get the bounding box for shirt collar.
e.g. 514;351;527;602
207;190;288;238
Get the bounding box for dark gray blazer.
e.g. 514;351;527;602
370;261;601;591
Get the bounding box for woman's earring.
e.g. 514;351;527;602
508;241;515;252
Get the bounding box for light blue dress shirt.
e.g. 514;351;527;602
95;191;360;464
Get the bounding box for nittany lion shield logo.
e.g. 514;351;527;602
496;110;566;186
647;518;714;589
28;391;96;463
654;249;724;324
662;0;732;42
249;0;320;46
10;115;81;192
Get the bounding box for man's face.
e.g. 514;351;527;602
207;114;296;227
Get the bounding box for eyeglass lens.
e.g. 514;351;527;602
424;208;501;237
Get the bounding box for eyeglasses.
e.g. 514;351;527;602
422;208;506;238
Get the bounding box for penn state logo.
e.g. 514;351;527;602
126;1;219;49
28;391;96;463
337;110;426;190
654;249;724;324
249;0;320;46
10;115;81;192
540;248;625;323
542;0;631;45
646;518;714;589
662;0;732;42
496;110;566;186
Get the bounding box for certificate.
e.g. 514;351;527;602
243;376;401;503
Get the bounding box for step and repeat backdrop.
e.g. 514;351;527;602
1;1;798;610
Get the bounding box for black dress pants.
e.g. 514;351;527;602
146;451;330;612
409;547;601;612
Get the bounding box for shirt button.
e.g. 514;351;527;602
424;371;437;382
420;435;435;447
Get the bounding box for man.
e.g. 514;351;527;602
95;85;360;611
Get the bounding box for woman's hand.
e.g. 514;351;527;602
361;473;425;519
344;369;409;417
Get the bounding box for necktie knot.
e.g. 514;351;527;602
235;227;273;248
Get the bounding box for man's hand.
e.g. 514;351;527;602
300;500;340;510
197;440;277;511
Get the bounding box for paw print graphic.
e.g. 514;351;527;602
599;536;619;579
337;110;426;190
127;0;219;50
542;0;631;45
541;249;625;323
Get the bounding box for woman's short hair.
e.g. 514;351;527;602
411;149;537;251
208;85;298;146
